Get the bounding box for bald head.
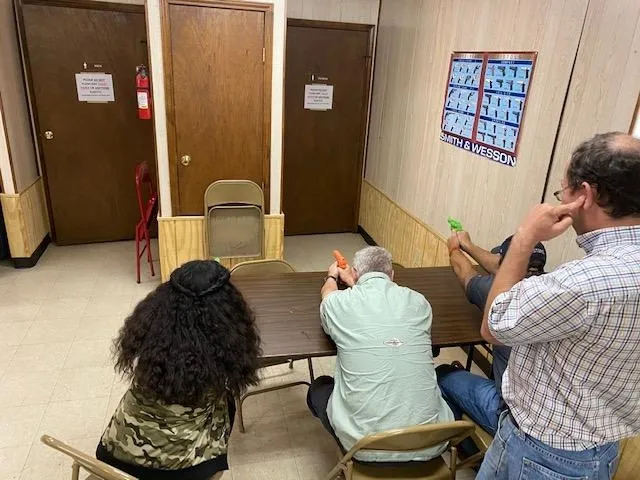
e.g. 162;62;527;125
610;132;640;155
567;132;640;219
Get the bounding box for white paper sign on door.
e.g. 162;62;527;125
304;84;333;111
75;72;115;103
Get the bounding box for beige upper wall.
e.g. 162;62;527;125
0;0;38;193
287;0;379;24
366;0;590;257
541;0;640;269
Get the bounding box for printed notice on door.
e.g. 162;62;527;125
75;73;115;103
304;84;333;111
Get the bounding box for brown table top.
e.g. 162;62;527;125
232;267;483;362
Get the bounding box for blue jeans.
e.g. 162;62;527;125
436;364;502;435
477;412;619;480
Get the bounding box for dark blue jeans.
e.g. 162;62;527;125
478;412;619;480
436;364;503;436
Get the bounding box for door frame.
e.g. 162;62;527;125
161;0;273;215
285;18;375;233
15;0;153;242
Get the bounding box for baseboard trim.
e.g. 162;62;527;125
13;234;50;269
357;225;377;246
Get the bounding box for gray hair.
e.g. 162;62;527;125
352;246;393;277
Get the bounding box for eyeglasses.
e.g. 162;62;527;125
553;186;570;202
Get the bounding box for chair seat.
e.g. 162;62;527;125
351;456;452;480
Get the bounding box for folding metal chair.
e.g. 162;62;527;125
204;180;264;260
134;161;157;283
325;420;481;480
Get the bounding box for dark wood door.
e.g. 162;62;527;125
19;2;155;245
167;3;269;215
283;20;372;235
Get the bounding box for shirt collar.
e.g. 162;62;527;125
576;226;640;254
356;272;391;285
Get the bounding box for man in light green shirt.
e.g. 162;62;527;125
307;246;454;462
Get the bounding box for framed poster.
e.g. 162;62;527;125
440;52;537;167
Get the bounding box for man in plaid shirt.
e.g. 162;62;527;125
477;132;640;479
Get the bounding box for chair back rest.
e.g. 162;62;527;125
135;161;155;219
204;180;264;209
352;421;475;453
231;259;295;276
40;435;136;480
614;436;640;479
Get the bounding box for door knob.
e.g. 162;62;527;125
44;130;54;140
180;154;191;166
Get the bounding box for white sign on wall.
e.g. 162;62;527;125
304;84;333;111
75;72;115;103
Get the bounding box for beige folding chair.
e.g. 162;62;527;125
40;435;136;480
325;420;481;480
230;259;295;276
230;259;315;433
42;435;225;480
204;180;264;260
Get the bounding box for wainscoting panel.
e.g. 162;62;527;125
158;214;285;281
359;180;449;268
0;177;49;259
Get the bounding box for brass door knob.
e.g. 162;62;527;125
180;154;191;166
44;130;54;140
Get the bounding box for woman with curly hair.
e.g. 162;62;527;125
96;260;261;480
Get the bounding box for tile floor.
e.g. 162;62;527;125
0;234;477;479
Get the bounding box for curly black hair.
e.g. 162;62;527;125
113;260;261;406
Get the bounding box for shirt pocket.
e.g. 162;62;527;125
518;458;589;480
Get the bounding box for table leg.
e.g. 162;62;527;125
465;347;474;371
307;357;315;382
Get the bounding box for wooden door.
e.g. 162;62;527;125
283;20;372;235
18;1;155;245
165;2;271;215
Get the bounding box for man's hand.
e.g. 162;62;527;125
447;234;460;254
457;231;472;252
515;197;585;247
327;261;339;278
338;265;356;287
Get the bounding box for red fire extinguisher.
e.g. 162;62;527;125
136;65;152;120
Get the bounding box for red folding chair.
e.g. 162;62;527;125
135;162;158;283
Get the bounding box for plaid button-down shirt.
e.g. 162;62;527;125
488;226;640;450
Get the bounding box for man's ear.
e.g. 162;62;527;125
390;269;395;281
581;181;596;210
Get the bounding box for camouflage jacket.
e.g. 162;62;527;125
100;385;231;470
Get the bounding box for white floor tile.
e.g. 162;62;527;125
75;315;124;341
0;322;33;347
51;367;114;402
0;404;47;449
0;446;31;480
64;339;113;369
0;371;60;407
22;317;81;345
9;342;72;372
39;397;110;440
83;295;134;317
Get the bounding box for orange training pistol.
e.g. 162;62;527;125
333;250;347;269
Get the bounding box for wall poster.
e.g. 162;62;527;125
440;52;537;167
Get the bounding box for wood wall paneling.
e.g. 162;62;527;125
0;0;39;192
365;0;589;257
287;0;379;24
158;214;285;281
541;0;640;269
359;180;449;268
0;177;49;257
